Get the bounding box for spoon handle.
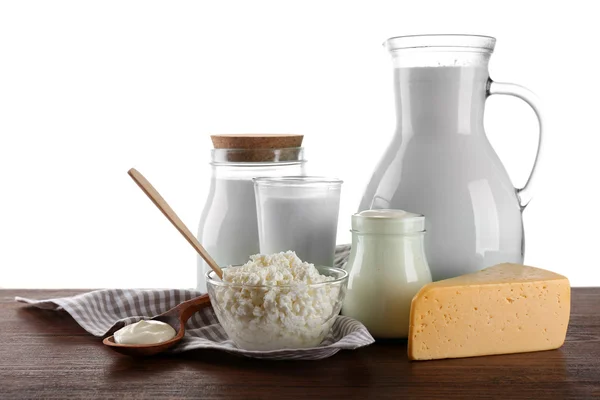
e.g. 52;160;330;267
128;168;223;279
159;294;212;323
175;294;212;323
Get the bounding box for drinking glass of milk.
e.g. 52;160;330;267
254;177;342;267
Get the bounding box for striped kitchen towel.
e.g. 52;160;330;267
334;243;351;268
16;245;372;361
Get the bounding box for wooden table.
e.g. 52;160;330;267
1;289;599;399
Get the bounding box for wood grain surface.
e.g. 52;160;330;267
1;288;599;399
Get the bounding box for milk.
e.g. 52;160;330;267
197;158;306;292
197;178;259;291
342;209;432;338
359;65;524;281
255;182;342;267
393;66;489;135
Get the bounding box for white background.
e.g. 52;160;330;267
1;1;598;288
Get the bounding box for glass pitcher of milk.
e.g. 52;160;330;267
359;35;544;281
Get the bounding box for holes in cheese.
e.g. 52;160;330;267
408;263;570;361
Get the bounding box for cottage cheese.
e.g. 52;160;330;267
213;251;342;350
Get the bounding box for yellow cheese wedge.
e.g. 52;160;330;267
408;263;570;361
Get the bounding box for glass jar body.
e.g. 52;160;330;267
342;230;432;338
196;153;306;292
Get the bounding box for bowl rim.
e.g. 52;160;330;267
206;265;349;288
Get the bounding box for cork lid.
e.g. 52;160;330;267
211;134;303;150
210;134;305;163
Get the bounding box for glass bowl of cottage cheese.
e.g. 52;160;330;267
206;251;348;351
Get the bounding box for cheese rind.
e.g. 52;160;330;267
408;263;570;361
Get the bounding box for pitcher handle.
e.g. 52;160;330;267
487;80;544;209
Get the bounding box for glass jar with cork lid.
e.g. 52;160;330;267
196;134;306;292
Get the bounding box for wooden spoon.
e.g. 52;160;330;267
103;294;211;356
103;168;224;356
127;168;223;279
